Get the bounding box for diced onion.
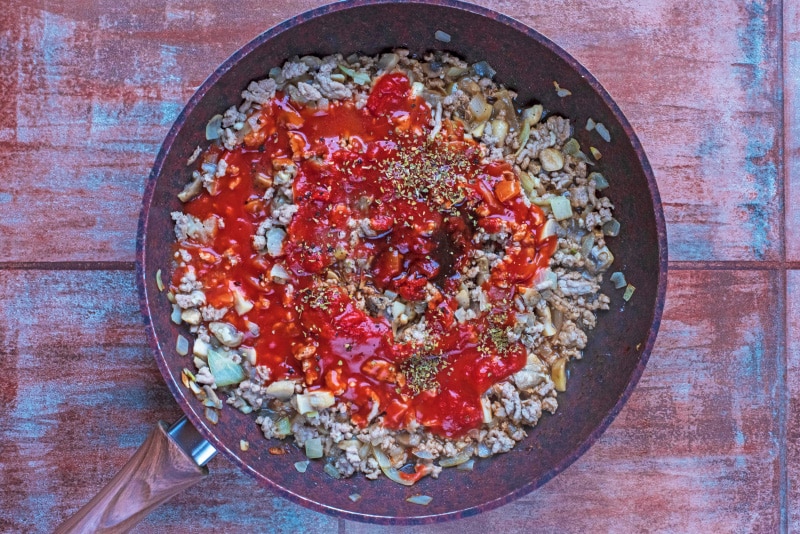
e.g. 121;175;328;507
586;117;596;131
539;148;564;172
266;227;286;257
603;219;621;237
294;460;310;473
595;122;611;142
270;264;290;284
207;347;246;387
590;172;609;190
176;335;190;356
192;338;209;358
305;438;323;459
551;357;567;392
439;452;472;467
412;450;434;460
265;380;296;400
275;417;292;438
457;459;475;471
324;463;342;479
471;61;496;79
377;53;399;71
349;493;361;502
170;304;182;324
434;30;451;42
610;272;627;289
204;407;219;424
549;196;573;221
205;114;223;140
623;284;636;302
239;440;249;452
156;269;164;292
406;495;433;506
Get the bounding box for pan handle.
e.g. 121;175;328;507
55;417;217;534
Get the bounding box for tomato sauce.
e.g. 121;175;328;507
174;73;557;438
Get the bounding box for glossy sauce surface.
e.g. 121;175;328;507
175;73;556;438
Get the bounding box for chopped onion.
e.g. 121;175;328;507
266;227;286;257
240;440;249;452
412;450;434;460
539;219;559;242
457;459;475;471
439;452;472;467
209;321;244;347
515;121;531;159
204;407;219;424
240;346;257;366
265;380;296;400
231;284;254;316
477;443;491;458
590;146;602;160
603;218;621;237
176;335;190;356
205;114;223;140
295;390;335;414
406;495;433;506
551;357;567;392
392;301;406;318
549;196;573;221
192;337;209;358
338;65;371;86
623;284;636;302
586;117;596;131
305;438;323;459
275;417;292;438
155;269;164;292
468;94;492;122
562;138;580;156
589;172;609;190
294;460;310;473
595;122;611;142
207;347;246;387
539;148;564;172
337;439;360;450
519;171;536;195
411;81;425;98
270;264;290;284
523;104;543;126
377;53;399;71
434;30;451;42
170;304;182;325
481;396;493;424
349;493;362;502
324;464;342;479
471;61;496;79
610;272;627;289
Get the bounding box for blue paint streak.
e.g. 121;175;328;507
667;223;715;262
735;1;778;260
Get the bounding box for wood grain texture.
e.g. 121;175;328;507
788;270;799;531
54;422;207;534
0;269;784;532
787;1;800;262
0;0;783;263
0;0;793;531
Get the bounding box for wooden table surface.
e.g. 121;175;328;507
1;0;797;532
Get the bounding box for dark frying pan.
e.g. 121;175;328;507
57;1;667;530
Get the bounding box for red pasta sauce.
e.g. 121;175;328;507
175;73;556;438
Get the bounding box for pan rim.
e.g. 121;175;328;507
136;0;669;524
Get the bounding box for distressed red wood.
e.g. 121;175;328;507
0;0;795;532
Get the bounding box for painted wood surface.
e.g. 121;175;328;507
0;0;796;532
0;0;785;264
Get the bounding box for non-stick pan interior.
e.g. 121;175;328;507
137;0;667;523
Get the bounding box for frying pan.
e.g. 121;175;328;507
56;0;668;530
